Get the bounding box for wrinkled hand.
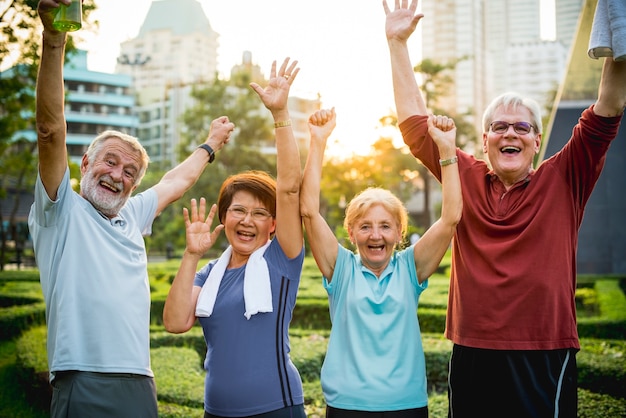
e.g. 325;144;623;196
427;114;457;155
205;116;235;153
38;0;70;31
183;198;224;257
250;58;300;116
308;108;337;142
383;0;424;43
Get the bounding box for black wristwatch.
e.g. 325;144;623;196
198;144;215;163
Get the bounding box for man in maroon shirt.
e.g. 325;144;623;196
383;1;626;417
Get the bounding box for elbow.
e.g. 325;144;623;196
441;203;463;228
163;319;190;334
163;310;193;334
299;197;316;220
36;119;65;146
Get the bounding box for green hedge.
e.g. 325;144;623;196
577;279;626;339
14;326;50;411
152;347;205;408
0;302;46;340
4;266;626;417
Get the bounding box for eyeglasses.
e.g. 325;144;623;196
489;121;534;135
227;205;273;221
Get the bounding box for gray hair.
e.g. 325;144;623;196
482;92;543;134
85;130;150;185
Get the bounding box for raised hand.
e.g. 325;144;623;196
308;108;337;143
427;114;457;156
183;198;224;257
383;0;424;43
205;116;235;153
250;58;300;117
38;0;71;32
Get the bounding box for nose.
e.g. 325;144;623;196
239;211;254;223
109;165;124;181
370;227;383;239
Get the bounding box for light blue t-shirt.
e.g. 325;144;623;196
28;169;158;380
321;244;428;411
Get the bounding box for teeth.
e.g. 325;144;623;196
100;182;118;192
501;146;521;153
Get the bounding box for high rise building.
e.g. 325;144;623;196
62;50;137;164
555;0;585;53
115;0;219;92
115;0;317;166
421;0;488;130
420;0;577;135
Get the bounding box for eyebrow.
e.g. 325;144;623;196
103;152;140;174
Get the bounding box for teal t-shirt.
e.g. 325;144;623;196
321;244;428;410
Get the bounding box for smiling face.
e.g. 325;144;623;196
482;104;542;188
79;137;143;217
223;190;276;267
348;204;401;277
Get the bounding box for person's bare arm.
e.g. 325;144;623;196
163;198;223;333
300;109;339;280
593;58;626;118
35;0;71;200
250;58;303;259
383;0;428;124
151;116;234;216
413;115;462;283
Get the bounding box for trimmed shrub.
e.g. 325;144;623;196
0;302;46;340
578;388;626;417
578;338;626;399
290;334;327;382
152;346;205;408
14;326;50;411
578;279;626;339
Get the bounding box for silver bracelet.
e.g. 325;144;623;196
439;156;458;166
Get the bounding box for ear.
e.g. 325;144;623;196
482;132;489;154
80;154;89;175
269;218;277;235
534;132;542;154
347;227;355;244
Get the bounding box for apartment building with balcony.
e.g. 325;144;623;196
63;49;137;163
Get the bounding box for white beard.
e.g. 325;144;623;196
80;172;128;217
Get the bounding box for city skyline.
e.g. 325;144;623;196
82;0;411;157
80;0;557;157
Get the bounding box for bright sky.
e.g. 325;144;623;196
80;0;555;157
81;0;416;157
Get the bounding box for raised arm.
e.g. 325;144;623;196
250;58;303;259
413;115;462;282
35;0;71;200
383;0;428;124
151;116;234;216
163;198;224;333
300;109;339;280
593;58;626;118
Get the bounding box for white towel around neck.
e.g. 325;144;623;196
195;240;272;320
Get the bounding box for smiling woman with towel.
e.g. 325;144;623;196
163;58;307;418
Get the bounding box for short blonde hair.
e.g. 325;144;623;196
86;130;150;185
344;187;408;240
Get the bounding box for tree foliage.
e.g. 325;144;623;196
144;71;278;255
0;0;95;270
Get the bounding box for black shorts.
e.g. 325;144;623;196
204;404;306;418
326;406;428;418
51;371;157;418
448;344;578;418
